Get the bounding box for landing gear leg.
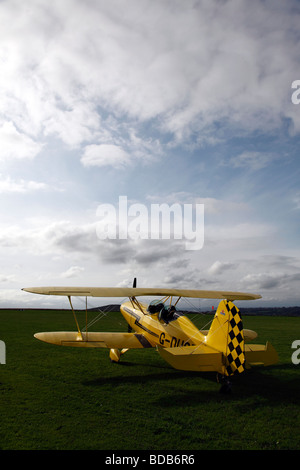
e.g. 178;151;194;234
109;348;121;363
109;348;129;363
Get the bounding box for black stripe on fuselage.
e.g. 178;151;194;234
123;306;159;338
134;334;153;348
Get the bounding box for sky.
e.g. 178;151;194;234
0;0;300;309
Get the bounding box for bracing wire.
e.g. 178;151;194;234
67;294;227;354
71;296;128;332
176;296;214;331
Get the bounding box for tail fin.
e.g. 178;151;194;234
206;300;245;376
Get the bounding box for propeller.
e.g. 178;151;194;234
128;277;137;332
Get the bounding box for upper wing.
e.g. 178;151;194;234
23;286;261;301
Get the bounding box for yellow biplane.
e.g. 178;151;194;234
22;280;278;392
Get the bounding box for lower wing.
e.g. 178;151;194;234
34;331;153;349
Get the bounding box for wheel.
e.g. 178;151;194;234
217;373;232;394
219;380;232;394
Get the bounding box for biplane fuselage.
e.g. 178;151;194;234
120;300;204;349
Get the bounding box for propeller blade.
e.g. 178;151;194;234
128;278;137;332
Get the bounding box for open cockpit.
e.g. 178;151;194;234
147;299;181;324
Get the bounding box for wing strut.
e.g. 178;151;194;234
68;296;83;340
85;296;88;341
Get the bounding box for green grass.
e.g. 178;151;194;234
1;309;300;450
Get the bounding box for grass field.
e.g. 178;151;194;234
1;308;300;450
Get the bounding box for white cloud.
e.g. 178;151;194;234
60;266;85;278
206;222;276;242
229;151;279;171
81;144;131;168
0;175;59;193
208;261;235;276
146;193;249;215
0;220;95;256
43;104;100;148
0;0;299;161
0;213;298;306
292;192;300;211
0;121;42;161
0;274;15;283
241;271;300;291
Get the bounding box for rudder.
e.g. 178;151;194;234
206;300;245;376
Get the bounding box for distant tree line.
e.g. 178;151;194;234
94;304;300;316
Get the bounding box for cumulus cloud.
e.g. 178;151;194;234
242;272;300;291
81;144;131;168
0;214;299;306
208;261;236;276
292;192;300;211
0;220;95;256
0;175;60;193
60;266;85;278
229;152;280;171
0;0;299;166
0;121;42;161
0;274;15;283
0;218;190;265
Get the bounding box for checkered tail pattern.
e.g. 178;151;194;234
225;301;245;376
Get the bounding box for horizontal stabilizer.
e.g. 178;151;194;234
201;328;258;342
23;286;261;300
157;345;223;373
245;341;278;367
34;331;152;349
